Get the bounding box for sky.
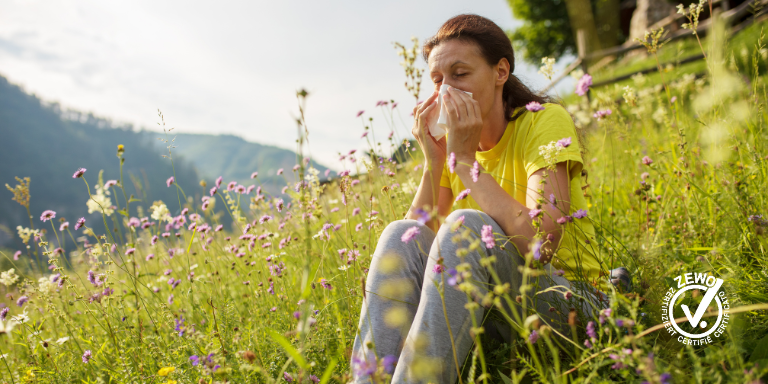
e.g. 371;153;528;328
0;0;575;172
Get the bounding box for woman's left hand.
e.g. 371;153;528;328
443;86;483;163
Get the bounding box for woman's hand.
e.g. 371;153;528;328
443;86;483;164
412;90;447;169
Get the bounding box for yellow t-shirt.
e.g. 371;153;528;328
439;103;610;294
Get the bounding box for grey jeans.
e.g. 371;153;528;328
351;209;609;383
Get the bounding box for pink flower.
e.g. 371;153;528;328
361;131;369;138
40;210;56;222
573;209;588;219
448;152;456;173
401;226;420;243
481;225;495;248
593;109;612;120
277;168;284;175
59;222;69;231
215;176;223;188
575;73;592;96
525;101;545;112
125;248;135;256
75;217;86;230
251;171;258;179
104;180;118;188
227;181;237;191
355;223;363;232
356;110;364;117
528;209;542;220
72;168;86;178
166;176;175;187
455;189;471;202
470;161;480;182
433;264;445;274
452;215;465;231
556;137;572;148
209;186;218;196
13;250;21;260
670;96;677;103
642;156;653;166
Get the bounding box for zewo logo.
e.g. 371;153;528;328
661;272;731;345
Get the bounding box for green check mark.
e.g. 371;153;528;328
680;278;724;328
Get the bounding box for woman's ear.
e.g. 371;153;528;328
496;57;510;86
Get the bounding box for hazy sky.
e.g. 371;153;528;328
0;0;574;171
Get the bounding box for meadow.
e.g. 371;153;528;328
1;11;768;384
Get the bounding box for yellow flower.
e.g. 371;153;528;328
157;366;175;376
164;381;177;384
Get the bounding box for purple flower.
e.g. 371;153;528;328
557;137;572;148
190;355;199;366
455;188;471;202
433;264;445;274
104;180;118;188
642;156;653;166
526;101;545;112
470;161;480;182
575;73;592;96
586;321;597;339
74;217;86;230
16;296;29;307
356;110;364;117
166;176;175;187
660;373;672;384
382;355;397;374
448;152;456;173
352;351;377;378
361;131;369;138
40;210;56;222
284;372;294;382
251;171;259;179
59;222;69;231
13;251;21;260
593;109;612;120
276;199;284;212
532;240;542;260
259;215;273;224
413;208;430;225
209;186;218;196
446;268;459;286
0;307;8;320
125;248;135;256
293;311;301;320
573;209;588;219
72;168;86;178
310;374;320;383
82;350;92;363
528;208;542;220
528;330;539;344
320;278;333;290
481;225;495;248
401;226;420;243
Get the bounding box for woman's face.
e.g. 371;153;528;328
428;39;509;121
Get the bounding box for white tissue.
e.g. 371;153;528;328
428;83;473;141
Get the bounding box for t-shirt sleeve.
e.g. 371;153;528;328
439;161;451;189
523;104;584;179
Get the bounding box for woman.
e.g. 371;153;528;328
351;14;614;383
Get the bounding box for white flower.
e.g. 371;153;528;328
11;310;29;324
150;201;172;222
0;319;16;334
538;57;556;81
0;268;19;286
38;276;56;294
16;226;40;244
56;336;70;345
338;265;350;271
86;184;114;216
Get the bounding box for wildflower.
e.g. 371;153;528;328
320;278;333;290
276;199;284;212
209;186;218;196
227;181;237;191
125;248;135;256
166;176;175;187
59;221;69;231
531;239;542;260
259;215;273;224
528;208;542;219
352;351;377;378
168;294;174;305
642;156;653;166
526;101;545;112
13;251;20;260
670;96;677;103
352;208;361;216
660;373;672;384
104;180;118;188
284;372;294;382
382;355;397;374
72;168;86;178
528;330;539;344
586;321;597;339
189;355;199;366
75;217;85;230
573;209;588;219
277;168;284;175
599;308;612;325
481;225;495;248
356;110;364;117
356;223;363;232
575;73;592;96
433;264;445;274
310;374;320;383
455;188;471;201
564;291;573;300
470;161;480;182
16;296;29;307
556;137;572;148
82;350;92;363
401;226;420;243
157;367;175;376
40;210;56;222
448;152;456;173
361;131;369;138
0;307;7;320
1;269;20;286
641;172;650;180
593;109;612;120
538;57;556;80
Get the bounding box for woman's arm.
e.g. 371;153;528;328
405;165;445;232
453;158;571;263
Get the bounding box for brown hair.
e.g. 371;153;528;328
422;14;559;123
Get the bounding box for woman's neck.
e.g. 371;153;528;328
477;108;510;152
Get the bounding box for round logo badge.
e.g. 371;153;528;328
661;272;730;345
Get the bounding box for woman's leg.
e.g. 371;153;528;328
391;209;607;383
350;219;436;383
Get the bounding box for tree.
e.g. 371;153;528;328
506;0;624;65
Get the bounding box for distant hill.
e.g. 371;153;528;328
151;133;330;196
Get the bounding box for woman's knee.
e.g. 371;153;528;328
380;219;424;242
444;209;494;231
